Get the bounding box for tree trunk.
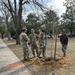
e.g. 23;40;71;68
70;29;73;38
70;29;72;35
16;30;20;44
3;0;23;44
6;17;11;40
15;0;22;44
1;33;4;39
15;21;22;44
7;31;11;40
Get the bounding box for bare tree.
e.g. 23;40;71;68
1;0;45;44
0;2;11;40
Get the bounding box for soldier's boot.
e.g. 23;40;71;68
24;53;27;60
27;57;30;61
24;57;27;60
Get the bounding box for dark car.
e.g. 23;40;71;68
68;34;75;37
12;36;16;39
58;34;62;38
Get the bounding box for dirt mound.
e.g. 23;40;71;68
32;57;74;67
33;57;54;66
33;58;42;65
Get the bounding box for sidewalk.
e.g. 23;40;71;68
0;38;31;75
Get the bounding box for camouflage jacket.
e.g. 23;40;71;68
19;32;29;47
29;33;38;45
38;34;46;47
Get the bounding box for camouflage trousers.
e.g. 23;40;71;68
38;45;45;57
23;46;29;60
31;44;38;57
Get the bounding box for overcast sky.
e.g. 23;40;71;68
47;0;66;16
0;0;66;19
23;0;66;19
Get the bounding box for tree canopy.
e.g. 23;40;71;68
61;0;75;35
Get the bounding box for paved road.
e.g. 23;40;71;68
0;38;31;75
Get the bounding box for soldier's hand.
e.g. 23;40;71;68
42;46;44;48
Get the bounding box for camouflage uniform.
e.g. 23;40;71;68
29;29;38;57
20;30;29;60
38;32;46;57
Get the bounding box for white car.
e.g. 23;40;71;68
58;34;62;38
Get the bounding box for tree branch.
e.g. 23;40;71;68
22;0;30;5
14;0;16;13
8;0;14;13
2;1;15;25
32;0;45;11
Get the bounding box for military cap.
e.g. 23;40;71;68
22;27;27;31
31;29;34;32
41;30;45;32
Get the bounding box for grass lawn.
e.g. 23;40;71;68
2;38;75;75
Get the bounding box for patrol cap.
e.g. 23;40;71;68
22;27;27;31
31;29;34;32
41;30;45;32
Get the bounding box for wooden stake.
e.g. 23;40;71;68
54;24;58;60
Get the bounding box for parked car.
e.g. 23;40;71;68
58;34;62;38
12;36;16;39
46;35;52;39
68;34;75;37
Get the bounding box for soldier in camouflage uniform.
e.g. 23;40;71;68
29;29;38;57
19;27;29;60
38;30;46;57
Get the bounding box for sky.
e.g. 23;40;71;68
46;0;66;17
0;0;66;19
23;0;66;19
